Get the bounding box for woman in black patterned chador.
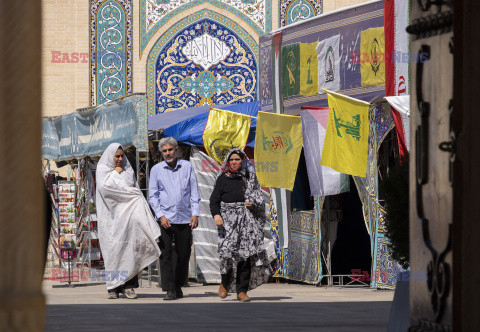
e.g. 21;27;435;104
209;148;272;302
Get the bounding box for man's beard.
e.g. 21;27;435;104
165;156;175;163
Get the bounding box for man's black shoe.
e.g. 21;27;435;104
163;290;176;301
176;288;183;299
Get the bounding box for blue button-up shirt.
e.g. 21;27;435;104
148;159;200;224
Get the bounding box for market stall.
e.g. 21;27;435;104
42;94;150;284
257;0;405;289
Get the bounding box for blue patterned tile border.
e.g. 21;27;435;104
90;0;133;106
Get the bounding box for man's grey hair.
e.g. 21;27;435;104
158;137;178;151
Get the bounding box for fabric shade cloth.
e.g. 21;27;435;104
95;143;161;290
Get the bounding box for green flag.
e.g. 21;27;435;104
281;43;300;97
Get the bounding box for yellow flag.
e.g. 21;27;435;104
360;27;385;86
254;112;303;190
202;108;251;163
321;89;369;177
300;42;318;96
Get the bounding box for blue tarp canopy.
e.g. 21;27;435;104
148;105;211;131
161;102;259;147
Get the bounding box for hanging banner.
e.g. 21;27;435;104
321;89;370;177
281;43;300;97
385;0;410;156
300;42;319;96
259;1;385;114
360;27;385;86
255;112;303;191
317;35;341;93
202;108;251;164
301;107;350;196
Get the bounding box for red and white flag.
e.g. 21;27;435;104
385;0;410;156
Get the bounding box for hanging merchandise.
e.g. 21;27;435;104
202;108;251;164
281;43;300;97
58;180;77;270
360;27;385;87
317;35;341;93
301;107;350;196
299;43;319;96
281;42;320;97
385;0;410;156
254;112;303;191
321;89;370;177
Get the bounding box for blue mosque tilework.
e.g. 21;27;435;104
146;11;258;114
90;0;132;106
179;71;234;99
140;0;272;56
280;0;322;27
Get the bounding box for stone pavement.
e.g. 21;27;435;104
43;280;394;331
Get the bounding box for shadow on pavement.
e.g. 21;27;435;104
45;301;392;331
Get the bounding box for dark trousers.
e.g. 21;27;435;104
221;259;251;294
159;224;192;291
108;275;139;293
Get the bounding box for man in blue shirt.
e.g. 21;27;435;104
149;137;200;300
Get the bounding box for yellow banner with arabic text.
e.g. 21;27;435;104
254;112;303;190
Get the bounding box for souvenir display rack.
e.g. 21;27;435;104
44;150;155;286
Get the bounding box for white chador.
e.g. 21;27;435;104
96;143;161;290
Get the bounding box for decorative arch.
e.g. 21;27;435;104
140;0;271;56
146;9;259;115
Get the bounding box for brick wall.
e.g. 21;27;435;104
42;0;89;117
323;0;373;13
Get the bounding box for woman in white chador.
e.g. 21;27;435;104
96;143;161;299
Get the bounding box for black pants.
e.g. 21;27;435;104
159;224;192;291
108;275;139;293
221;259;251;294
